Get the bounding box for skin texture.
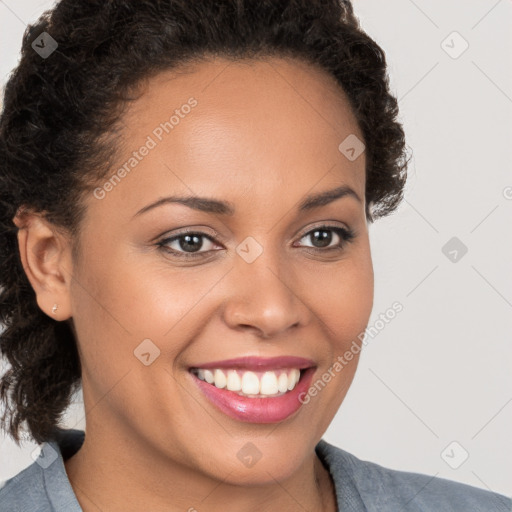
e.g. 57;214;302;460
13;56;374;512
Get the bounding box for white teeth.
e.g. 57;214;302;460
226;370;241;391
260;371;278;395
277;372;289;393
288;369;300;390
214;369;226;389
241;371;260;395
193;367;304;397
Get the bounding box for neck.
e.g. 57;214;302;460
64;425;337;512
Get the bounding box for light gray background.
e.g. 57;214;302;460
1;0;511;498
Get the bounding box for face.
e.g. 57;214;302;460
66;56;373;483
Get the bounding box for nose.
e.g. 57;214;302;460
221;249;310;339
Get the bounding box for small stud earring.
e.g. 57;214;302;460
51;303;59;315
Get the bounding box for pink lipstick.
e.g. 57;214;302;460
188;356;316;423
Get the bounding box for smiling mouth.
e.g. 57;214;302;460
189;367;307;398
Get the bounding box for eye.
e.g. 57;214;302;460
157;231;219;259
295;225;355;252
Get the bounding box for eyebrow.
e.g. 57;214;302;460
133;184;361;218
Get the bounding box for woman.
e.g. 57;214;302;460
0;1;509;511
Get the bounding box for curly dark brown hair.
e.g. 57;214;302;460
0;0;408;445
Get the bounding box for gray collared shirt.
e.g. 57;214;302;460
1;429;510;511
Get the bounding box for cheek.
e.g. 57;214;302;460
304;250;374;348
294;250;373;426
70;245;223;366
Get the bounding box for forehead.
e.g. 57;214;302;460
126;55;362;142
86;56;365;223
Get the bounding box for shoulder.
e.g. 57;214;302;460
0;429;84;512
0;460;50;512
317;439;512;512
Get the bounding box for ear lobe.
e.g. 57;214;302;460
13;211;73;320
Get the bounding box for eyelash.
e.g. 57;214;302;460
156;225;356;260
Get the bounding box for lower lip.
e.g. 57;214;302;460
189;367;316;423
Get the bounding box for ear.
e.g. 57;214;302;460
13;208;73;321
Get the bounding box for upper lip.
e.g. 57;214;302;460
189;356;316;371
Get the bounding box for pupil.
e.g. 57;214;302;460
312;229;331;248
180;234;202;252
